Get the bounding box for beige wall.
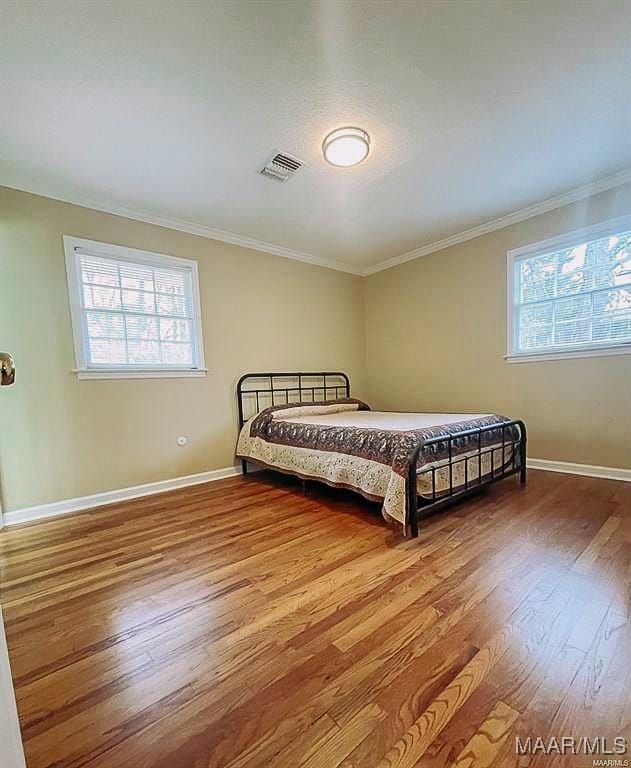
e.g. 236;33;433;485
1;182;630;513
0;187;366;512
364;182;631;470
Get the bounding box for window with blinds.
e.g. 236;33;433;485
64;237;206;378
508;220;631;360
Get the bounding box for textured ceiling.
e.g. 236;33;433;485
1;0;630;270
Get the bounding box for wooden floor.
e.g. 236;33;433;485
1;469;630;768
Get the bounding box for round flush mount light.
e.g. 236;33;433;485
322;127;370;167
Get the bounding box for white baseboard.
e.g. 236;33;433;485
3;466;241;526
527;457;631;482
3;458;628;527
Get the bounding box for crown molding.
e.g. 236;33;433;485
361;167;631;276
4;166;631;279
1;182;363;276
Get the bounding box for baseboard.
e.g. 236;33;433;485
4;457;628;527
527;457;631;482
3;466;241;526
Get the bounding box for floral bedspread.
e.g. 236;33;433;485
236;399;518;531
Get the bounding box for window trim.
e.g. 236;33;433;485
63;235;207;379
505;214;631;363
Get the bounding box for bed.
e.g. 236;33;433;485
235;372;527;537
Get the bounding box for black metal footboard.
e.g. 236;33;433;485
405;419;527;537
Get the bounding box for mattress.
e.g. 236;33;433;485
236;399;518;530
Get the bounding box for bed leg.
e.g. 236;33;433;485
407;451;420;538
241;459;248;475
518;420;527;486
301;479;308;496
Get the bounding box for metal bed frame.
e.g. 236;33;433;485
236;371;526;537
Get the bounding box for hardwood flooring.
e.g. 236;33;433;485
0;469;630;767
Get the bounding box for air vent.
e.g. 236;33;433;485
260;151;304;183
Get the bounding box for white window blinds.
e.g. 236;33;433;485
65;237;205;378
510;225;631;357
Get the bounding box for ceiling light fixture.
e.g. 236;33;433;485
322;127;370;167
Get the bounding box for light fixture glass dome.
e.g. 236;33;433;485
322;127;370;167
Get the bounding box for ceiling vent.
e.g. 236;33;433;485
260;151;304;183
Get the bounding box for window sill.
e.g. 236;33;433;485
74;368;208;380
505;344;631;363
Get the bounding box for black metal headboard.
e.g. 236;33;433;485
237;371;351;428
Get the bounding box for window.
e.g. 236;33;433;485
64;236;206;379
506;216;631;362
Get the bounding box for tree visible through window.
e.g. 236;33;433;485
512;226;631;355
64;237;206;378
